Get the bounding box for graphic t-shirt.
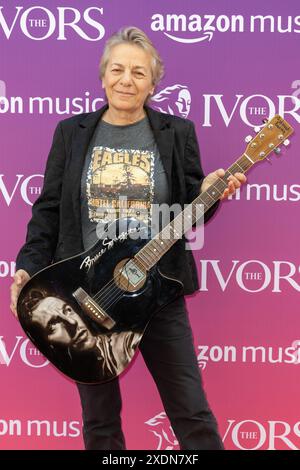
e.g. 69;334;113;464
81;116;169;249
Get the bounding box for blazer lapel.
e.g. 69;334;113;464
71;105;108;230
145;106;175;203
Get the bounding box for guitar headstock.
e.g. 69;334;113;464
245;115;294;163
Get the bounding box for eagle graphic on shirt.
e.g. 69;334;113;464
86;146;155;229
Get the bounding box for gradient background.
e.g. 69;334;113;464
0;0;300;450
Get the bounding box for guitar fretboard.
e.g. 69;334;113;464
134;153;253;271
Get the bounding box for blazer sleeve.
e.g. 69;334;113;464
184;120;220;223
15;121;66;276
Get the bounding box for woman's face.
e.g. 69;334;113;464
102;43;154;115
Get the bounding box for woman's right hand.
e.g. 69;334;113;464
10;269;30;319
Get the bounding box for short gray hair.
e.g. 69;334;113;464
99;26;164;86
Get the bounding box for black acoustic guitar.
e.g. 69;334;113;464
17;115;293;383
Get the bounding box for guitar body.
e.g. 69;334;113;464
17;218;183;384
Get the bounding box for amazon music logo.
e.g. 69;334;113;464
292;80;300;101
0;336;49;368
0;174;43;206
151;13;244;43
0;90;104;115
151;14;300;44
223;419;300;450
0;79;6;104
0;5;105;41
0;418;81;438
229;183;300;202
199;259;300;292
197;340;300;370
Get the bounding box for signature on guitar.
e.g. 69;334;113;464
80;226;148;271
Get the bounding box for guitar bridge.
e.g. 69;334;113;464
72;287;115;330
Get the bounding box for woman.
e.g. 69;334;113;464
10;26;245;450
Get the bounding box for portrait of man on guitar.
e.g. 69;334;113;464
10;26;246;450
20;288;140;383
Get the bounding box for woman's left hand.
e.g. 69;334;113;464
201;169;247;200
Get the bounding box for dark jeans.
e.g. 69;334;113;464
76;296;224;450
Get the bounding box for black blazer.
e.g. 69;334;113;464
16;105;219;295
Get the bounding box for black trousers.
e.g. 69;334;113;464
76;296;224;450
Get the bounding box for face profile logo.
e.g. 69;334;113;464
151;84;191;119
145;412;179;450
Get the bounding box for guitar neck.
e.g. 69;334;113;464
134;153;253;271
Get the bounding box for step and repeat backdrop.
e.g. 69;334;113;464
1;0;300;450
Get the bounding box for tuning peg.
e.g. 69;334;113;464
254;126;261;133
274;147;281;155
283;139;290;146
244;135;253;143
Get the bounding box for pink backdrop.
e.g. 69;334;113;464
1;0;300;450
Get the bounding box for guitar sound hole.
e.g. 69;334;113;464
113;258;146;292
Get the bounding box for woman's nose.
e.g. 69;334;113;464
120;70;132;85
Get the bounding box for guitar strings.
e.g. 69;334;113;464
93;258;145;309
100;264;138;310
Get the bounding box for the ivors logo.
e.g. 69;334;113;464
0;174;43;206
224;419;300;450
199;259;300;292
0;6;105;41
0;336;49;368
